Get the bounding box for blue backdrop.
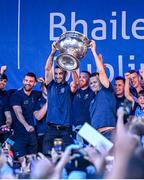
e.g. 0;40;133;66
0;0;144;89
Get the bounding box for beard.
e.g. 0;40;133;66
23;84;33;92
55;77;65;84
56;79;62;83
79;81;88;88
0;84;5;90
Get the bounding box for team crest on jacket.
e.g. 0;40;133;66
60;87;65;93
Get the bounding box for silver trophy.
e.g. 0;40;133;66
56;31;90;71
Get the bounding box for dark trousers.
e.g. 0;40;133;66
37;134;44;153
43;124;73;154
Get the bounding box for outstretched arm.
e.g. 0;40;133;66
45;42;57;85
124;72;135;106
106;116;139;179
70;71;79;93
90;40;109;88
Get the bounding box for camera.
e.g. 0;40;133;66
5;138;15;146
66;147;90;173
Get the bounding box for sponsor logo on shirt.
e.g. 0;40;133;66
60;87;65;93
23;100;29;105
84;94;89;100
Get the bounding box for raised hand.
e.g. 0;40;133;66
90;40;96;52
0;65;7;74
139;69;144;79
124;72;131;80
51;41;57;53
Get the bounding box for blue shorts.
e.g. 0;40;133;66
13;132;37;158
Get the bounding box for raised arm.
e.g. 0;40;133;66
70;71;79;93
106;117;139;179
124;73;135;105
45;42;57;85
139;68;144;80
90;40;109;88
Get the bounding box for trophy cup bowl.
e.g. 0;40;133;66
56;31;90;71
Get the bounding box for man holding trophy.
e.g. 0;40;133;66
43;31;91;153
43;37;79;154
43;31;116;154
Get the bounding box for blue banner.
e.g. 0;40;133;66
0;0;144;89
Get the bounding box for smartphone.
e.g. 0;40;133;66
53;138;63;154
5;138;15;146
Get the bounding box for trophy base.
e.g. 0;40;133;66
56;53;79;71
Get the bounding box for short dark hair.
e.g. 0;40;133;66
0;74;8;80
114;76;125;83
138;90;144;97
55;65;61;69
90;72;99;78
25;72;37;82
80;70;91;77
129;70;139;75
55;65;67;74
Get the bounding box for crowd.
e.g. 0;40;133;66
0;40;144;179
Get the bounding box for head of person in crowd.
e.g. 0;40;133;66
125;152;144;179
0;74;8;90
140;76;144;87
129;120;144;137
23;72;37;93
114;76;125;98
129;70;141;89
79;70;91;90
31;158;54;179
89;72;101;93
137;90;144;110
54;65;67;84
